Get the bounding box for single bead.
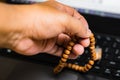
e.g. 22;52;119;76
74;65;79;71
71;64;76;69
89;60;94;65
90;38;95;42
54;66;62;74
61;58;67;62
85;64;92;70
90;46;95;50
83;66;89;72
91;53;97;60
55;63;65;72
69;41;75;46
56;67;62;72
64;50;70;55
78;66;83;71
90;33;94;37
66;46;72;51
59;63;65;68
63;54;69;59
90;41;95;46
90;49;96;54
68;63;72;68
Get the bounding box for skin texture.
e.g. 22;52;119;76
0;1;91;59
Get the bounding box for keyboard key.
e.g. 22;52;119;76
113;69;120;79
106;61;120;68
91;65;102;73
104;68;112;76
116;38;120;43
114;56;120;62
115;49;120;55
106;36;111;41
112;42;117;48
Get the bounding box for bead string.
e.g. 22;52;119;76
54;33;102;74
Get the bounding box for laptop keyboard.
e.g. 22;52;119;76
90;34;120;80
0;33;120;80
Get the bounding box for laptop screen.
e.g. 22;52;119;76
58;0;120;19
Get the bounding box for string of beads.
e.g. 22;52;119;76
54;33;102;74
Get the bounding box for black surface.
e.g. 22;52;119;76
81;13;120;36
0;56;109;80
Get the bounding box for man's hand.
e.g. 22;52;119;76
0;1;91;59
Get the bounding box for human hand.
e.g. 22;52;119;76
0;1;91;59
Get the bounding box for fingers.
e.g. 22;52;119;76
47;45;64;57
47;44;85;59
55;1;89;29
55;33;90;59
72;44;84;57
56;33;70;46
79;38;90;47
51;44;85;59
68;38;90;59
55;2;91;38
45;1;91;58
40;1;91;38
61;14;91;38
53;1;91;38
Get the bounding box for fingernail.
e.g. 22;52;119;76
87;29;92;37
85;23;89;29
85;23;92;36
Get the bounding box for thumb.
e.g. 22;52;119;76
63;14;91;38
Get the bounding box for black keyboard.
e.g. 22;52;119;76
0;33;120;80
89;34;120;80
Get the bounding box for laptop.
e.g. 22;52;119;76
0;0;120;80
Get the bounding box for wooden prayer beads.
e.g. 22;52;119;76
54;33;102;74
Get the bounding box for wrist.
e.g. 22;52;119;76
0;3;39;49
0;3;24;48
